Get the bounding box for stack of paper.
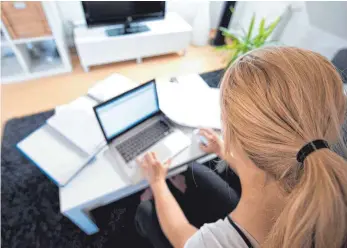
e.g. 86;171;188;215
88;73;137;102
157;74;221;129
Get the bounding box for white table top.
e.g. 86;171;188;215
59;126;206;212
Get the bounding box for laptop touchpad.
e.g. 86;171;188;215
145;132;190;162
163;132;188;152
148;144;172;162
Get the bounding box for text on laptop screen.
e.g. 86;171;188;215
95;82;159;141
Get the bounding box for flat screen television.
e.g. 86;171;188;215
82;1;166;27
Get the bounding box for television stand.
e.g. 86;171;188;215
74;13;192;72
106;22;150;36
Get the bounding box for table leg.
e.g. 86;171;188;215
182;49;187;56
63;207;99;235
82;64;90;72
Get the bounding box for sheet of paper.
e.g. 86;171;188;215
88;73;137;102
157;76;221;129
55;96;97;114
48;96;106;155
193;88;221;128
176;74;210;90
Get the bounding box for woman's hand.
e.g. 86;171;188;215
198;128;224;158
136;152;171;186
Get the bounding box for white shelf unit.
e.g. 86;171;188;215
0;2;72;84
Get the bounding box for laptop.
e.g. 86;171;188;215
93;80;191;183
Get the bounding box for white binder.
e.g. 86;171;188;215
17;125;97;186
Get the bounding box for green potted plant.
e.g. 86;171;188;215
217;13;281;66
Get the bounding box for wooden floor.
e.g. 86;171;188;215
1;45;225;133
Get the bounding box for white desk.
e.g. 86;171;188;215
59;124;214;235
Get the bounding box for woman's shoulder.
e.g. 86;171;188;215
184;218;252;248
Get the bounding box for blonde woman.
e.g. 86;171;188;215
135;47;347;248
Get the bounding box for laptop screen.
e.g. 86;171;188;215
94;81;159;142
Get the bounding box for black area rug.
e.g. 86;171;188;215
200;69;224;88
1;70;224;248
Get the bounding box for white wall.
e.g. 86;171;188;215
56;1;225;47
57;1;85;26
230;1;291;31
281;2;347;59
56;1;85;46
166;1;224;29
306;2;347;40
229;1;347;60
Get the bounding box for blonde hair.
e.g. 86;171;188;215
221;47;347;248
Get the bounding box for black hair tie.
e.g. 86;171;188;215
296;139;330;163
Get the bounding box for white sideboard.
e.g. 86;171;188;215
74;12;192;72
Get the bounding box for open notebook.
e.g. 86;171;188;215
47;96;105;156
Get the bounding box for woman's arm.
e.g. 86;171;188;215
151;180;197;248
137;152;197;248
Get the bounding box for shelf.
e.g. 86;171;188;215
1;55;25;79
14;40;64;75
29;56;64;74
1;41;68;84
12;35;54;44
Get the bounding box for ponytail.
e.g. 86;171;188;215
264;149;347;248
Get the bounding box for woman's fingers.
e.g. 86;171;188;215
164;158;172;169
136;157;143;166
152;152;159;163
137;157;148;174
139;153;151;170
140;152;159;167
147;152;156;165
138;152;167;171
200;129;214;141
199;143;209;151
200;128;215;136
198;129;207;136
199;130;210;141
146;152;154;165
137;152;168;184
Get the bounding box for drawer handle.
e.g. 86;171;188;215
13;2;27;10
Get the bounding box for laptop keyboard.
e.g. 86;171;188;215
116;120;173;163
